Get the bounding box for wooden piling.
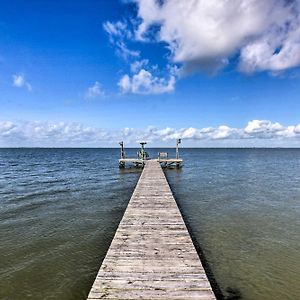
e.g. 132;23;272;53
87;160;216;299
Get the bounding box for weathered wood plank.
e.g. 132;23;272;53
87;160;216;299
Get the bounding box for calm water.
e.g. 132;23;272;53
0;148;299;300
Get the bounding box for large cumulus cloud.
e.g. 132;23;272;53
133;0;300;74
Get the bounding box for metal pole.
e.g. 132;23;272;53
119;141;125;159
176;139;181;159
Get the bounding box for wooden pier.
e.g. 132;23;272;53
87;160;216;299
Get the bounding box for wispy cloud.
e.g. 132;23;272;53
1;119;300;147
103;21;131;41
12;74;32;91
130;59;149;73
103;21;139;60
84;81;105;99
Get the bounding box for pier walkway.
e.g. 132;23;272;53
87;160;216;299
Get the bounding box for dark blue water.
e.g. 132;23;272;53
0;148;299;300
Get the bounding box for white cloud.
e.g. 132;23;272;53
1;119;300;147
295;124;300;133
120;120;300;142
12;74;32;91
132;0;300;74
103;21;129;40
243;120;300;139
103;15;179;93
130;59;149;73
0;121;17;137
118;68;175;94
0;121;111;147
85;81;105;99
244;120;283;135
103;21;140;60
212;125;235;140
117;42;140;59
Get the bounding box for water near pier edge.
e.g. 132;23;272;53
0;148;299;300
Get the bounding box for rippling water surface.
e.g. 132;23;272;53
0;148;299;300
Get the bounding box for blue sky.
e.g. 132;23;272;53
1;0;300;147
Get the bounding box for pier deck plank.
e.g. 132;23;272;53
87;160;216;299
